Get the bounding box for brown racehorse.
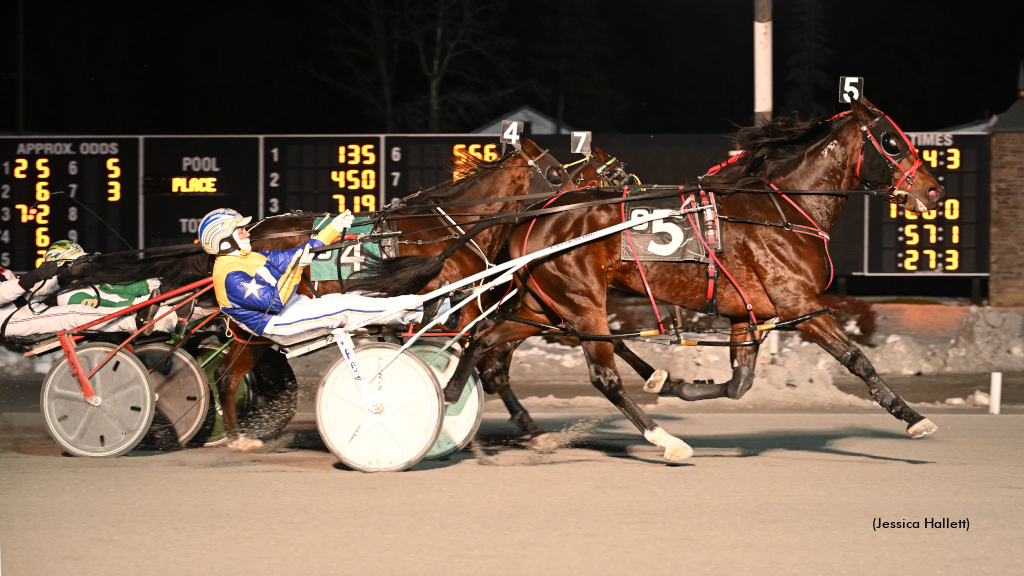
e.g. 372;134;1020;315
434;99;945;461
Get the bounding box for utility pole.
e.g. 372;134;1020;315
754;0;772;124
16;0;26;134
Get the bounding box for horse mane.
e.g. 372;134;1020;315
703;113;847;188
66;247;215;290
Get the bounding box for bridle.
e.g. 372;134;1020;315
851;108;923;204
565;154;635;188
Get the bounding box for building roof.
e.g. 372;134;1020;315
473;105;574;135
990;61;1024;133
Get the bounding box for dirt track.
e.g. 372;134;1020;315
2;406;1022;576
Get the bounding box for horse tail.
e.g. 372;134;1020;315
345;220;502;297
67;248;215;289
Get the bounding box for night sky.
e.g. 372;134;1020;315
1;0;1022;136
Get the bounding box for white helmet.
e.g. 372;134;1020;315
198;208;252;255
44;240;86;265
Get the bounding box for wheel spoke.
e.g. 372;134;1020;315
50;388;91;403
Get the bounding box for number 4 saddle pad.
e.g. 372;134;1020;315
620;190;723;263
310;216;399;282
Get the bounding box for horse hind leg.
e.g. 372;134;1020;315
478;342;546;436
580;339;692;461
215;341;269;451
799;313;937;438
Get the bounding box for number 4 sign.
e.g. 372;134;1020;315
839;76;865;103
571;131;592;156
500;120;523;146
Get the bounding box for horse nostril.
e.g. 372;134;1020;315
928;188;940;198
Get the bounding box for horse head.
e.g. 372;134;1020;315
850;99;944;214
566;145;635;188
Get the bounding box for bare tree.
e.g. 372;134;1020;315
402;0;512;132
317;0;406;131
781;0;833;118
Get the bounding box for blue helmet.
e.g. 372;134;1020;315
198;208;252;255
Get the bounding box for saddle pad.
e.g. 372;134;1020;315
310;216;397;281
620;191;723;263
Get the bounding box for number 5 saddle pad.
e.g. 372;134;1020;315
310;216;399;282
620;190;723;263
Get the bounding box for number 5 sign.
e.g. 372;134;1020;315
839;77;865;103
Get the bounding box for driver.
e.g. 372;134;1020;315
0;241;184;338
199;208;454;338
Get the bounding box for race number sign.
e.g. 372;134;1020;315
571;131;592;156
500;121;524;146
620;193;722;263
840;76;865;103
309;216;397;281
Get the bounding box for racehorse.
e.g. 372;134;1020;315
426;98;945;461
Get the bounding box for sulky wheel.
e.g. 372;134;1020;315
134;343;210;449
189;340;297;446
316;342;444;472
409;341;484;460
40;342;155;458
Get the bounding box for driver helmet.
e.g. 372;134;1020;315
44;240;85;265
198;208;252;255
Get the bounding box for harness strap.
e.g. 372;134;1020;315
620;186;666;335
435;207;492;267
684;209;757;325
520;192;569;322
767;182;834;291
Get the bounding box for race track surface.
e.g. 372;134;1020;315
2;400;1022;576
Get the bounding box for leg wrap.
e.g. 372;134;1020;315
726;365;755;399
675;381;729;401
840;347;923;425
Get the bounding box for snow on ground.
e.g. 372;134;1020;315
4;305;1022;410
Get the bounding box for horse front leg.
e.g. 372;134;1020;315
645;320;758;401
797;312;937;438
579;338;693;461
214;340;268;451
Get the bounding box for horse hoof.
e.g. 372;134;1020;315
907;418;938;438
643;369;670;394
664;441;694;461
527;433;563;451
644;427;694;461
227;436;264;452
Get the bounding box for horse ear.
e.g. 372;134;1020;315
850;98;874;122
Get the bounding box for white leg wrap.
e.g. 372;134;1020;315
644;427;693;461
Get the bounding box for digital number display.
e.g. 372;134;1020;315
143;137;259;248
866;133;989;275
385;136;503;201
264;137;382;217
0;138;139;271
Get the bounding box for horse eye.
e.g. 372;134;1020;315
881;133;901;156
